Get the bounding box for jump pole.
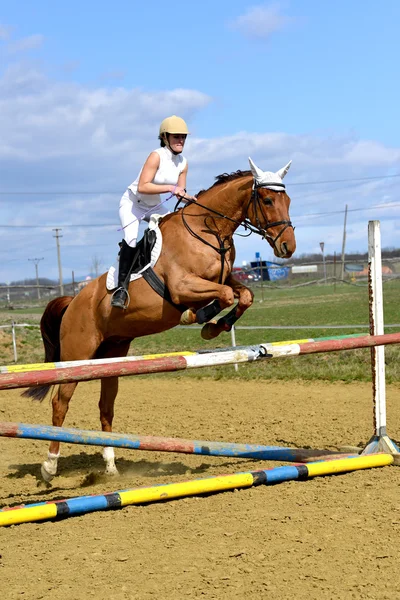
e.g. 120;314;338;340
0;453;393;527
0;332;375;376
0;421;351;463
1;332;400;391
362;221;400;458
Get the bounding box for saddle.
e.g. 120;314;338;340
106;218;185;310
126;228;157;276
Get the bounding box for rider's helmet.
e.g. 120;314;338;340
159;115;189;137
159;115;189;154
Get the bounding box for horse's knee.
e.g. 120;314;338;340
242;288;254;306
220;287;235;308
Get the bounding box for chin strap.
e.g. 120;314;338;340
165;134;182;155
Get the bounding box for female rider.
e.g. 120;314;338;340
111;115;194;309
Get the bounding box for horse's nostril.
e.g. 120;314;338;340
281;242;288;255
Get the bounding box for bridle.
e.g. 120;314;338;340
177;179;293;248
175;177;294;282
244;181;294;254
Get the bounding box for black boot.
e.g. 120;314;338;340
111;240;136;309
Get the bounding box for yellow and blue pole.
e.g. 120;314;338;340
0;454;393;527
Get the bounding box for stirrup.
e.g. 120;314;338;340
111;287;129;309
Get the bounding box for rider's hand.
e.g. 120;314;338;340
172;186;187;198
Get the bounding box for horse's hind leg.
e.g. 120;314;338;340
97;339;132;475
41;382;78;481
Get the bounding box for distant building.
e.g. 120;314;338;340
77;275;92;290
250;260;289;281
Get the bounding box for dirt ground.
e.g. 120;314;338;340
1;377;399;600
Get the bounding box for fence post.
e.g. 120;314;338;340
230;325;239;372
11;321;18;363
362;220;400;458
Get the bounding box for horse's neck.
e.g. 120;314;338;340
201;179;251;236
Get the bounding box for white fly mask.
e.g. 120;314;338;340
248;157;292;191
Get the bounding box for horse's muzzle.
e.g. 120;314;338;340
275;239;296;259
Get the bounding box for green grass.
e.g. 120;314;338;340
1;281;400;382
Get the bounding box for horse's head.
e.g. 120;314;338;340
246;157;296;258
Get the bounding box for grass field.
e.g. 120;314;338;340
1;280;399;382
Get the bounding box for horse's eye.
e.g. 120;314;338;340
263;197;273;206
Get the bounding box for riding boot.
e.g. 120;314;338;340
111;240;137;309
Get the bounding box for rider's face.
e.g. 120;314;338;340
168;133;187;153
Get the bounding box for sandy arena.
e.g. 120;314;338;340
1;377;400;599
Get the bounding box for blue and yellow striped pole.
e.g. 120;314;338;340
0;454;393;527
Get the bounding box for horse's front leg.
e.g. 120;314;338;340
170;275;235;328
200;276;254;340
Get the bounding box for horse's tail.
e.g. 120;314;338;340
22;296;74;401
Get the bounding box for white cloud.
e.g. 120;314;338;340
7;34;44;53
0;62;399;283
229;3;292;40
0;24;11;40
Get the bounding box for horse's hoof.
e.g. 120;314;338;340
180;309;196;325
41;451;59;482
41;463;55;482
201;321;219;340
104;465;119;476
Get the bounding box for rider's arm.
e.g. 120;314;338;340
137;152;176;195
177;163;196;202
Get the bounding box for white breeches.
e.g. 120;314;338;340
119;189;168;247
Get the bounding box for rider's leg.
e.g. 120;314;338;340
111;194;140;309
111;239;137;308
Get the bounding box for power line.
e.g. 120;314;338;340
0;173;399;195
1;201;400;230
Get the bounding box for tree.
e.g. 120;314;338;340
90;255;104;278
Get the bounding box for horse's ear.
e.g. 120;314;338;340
248;157;264;180
276;161;292;180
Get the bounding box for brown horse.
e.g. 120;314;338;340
24;158;296;480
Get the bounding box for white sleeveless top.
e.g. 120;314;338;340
127;146;187;207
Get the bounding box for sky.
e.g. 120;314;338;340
1;0;400;283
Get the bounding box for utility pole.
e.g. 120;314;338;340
28;257;44;300
340;204;348;282
53;228;64;296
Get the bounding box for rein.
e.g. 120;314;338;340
175;180;293;265
178;201;232;284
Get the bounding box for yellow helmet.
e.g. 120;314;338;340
159;115;189;136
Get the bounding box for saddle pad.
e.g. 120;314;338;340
106;215;163;291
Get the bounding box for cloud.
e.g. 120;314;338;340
0;62;399;283
60;60;81;74
229;3;292;40
0;63;211;171
0;24;11;40
7;34;44;53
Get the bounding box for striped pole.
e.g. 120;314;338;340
0;454;393;527
0;421;350;463
0;333;368;376
1;332;400;391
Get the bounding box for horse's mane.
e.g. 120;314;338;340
197;170;251;198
